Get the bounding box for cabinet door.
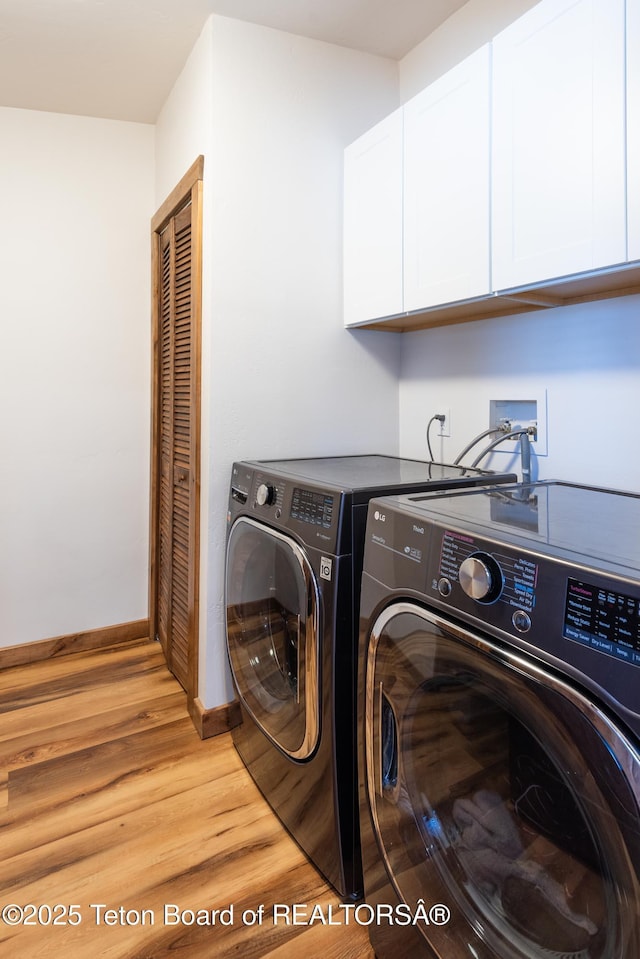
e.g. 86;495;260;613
153;197;201;698
343;109;403;326
492;0;626;291
403;46;491;312
629;0;640;262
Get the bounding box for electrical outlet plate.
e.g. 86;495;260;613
438;408;451;437
489;392;548;456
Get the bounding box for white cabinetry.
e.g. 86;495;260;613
343;0;638;332
492;0;626;291
343;109;403;326
343;47;491;327
628;0;640;262
403;45;491;311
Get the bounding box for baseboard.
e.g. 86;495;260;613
189;696;242;740
0;619;150;670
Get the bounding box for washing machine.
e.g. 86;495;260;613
225;455;517;899
358;480;640;957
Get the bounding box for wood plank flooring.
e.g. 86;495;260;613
0;639;374;959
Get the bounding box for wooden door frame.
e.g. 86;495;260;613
149;156;204;706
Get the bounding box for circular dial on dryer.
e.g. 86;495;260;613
256;483;275;507
459;552;503;604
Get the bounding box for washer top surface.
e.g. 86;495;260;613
247;454;505;493
401;480;640;574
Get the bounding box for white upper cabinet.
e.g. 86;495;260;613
343;109;403;326
404;45;491;312
343;0;637;331
628;0;640;262
492;0;627;291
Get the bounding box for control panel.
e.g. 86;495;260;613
228;463;341;552
364;499;640;723
564;578;640;667
290;487;334;529
436;528;537;634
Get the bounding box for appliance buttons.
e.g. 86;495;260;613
512;609;532;633
438;577;452;597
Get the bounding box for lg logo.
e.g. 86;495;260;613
373;510;386;523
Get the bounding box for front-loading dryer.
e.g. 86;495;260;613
358;480;640;957
225;455;516;899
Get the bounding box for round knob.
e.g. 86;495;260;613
459;553;503;604
256;483;275;507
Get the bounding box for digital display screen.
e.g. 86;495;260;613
564;577;640;666
290;488;334;528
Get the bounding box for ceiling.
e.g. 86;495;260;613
0;0;468;123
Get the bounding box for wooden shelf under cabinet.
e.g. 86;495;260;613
346;262;640;333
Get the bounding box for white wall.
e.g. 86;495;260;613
396;0;640;494
400;0;538;100
0;107;155;648
156;15;402;708
154;18;214;204
399;297;640;491
155;18;217;706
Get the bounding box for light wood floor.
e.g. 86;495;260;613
0;639;374;958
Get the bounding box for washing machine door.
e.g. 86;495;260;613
226;517;320;760
366;602;640;959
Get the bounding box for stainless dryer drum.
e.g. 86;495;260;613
226;517;320;760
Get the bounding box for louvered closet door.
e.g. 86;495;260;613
157;202;193;691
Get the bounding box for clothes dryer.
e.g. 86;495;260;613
358;480;640;957
225;456;516;899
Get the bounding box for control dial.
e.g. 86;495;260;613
458;552;503;604
256;483;275;507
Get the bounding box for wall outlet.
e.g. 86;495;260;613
437;408;451;437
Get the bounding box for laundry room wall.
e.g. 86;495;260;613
0;106;155;649
155;14;402;709
399;0;539;100
395;0;640;493
398;298;640;490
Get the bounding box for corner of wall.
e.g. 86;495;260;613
399;0;539;101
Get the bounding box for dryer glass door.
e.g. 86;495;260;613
366;602;640;959
226;517;320;760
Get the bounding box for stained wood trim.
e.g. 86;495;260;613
188;697;242;740
0;619;149;671
188;174;203;704
351;263;640;332
149;156;204;716
149;224;163;650
151;156;205;234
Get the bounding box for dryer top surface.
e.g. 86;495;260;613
245;454;510;496
395;480;640;575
